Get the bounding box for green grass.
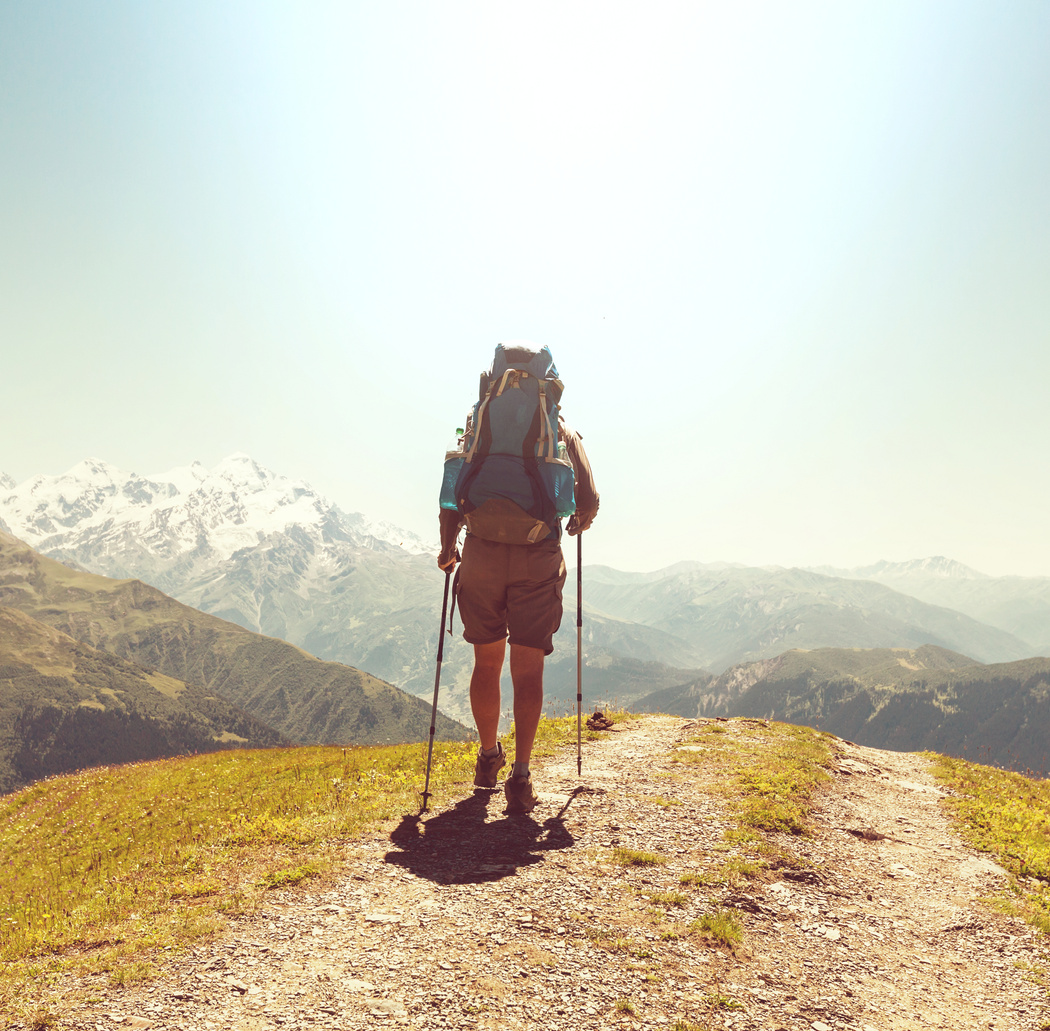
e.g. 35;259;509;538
689;909;744;948
710;856;764;887
734;724;834;834
257;863;321;890
643;890;687;907
0;739;475;1016
647;794;683;808
610;846;667;867
703;991;742;1010
927;752;1050;935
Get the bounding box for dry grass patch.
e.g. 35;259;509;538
495;942;557;968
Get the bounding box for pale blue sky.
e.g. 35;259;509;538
2;2;1049;575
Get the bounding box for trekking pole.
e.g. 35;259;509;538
421;567;453;812
576;532;583;778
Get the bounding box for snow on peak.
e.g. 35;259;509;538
868;556;987;580
0;472;14;492
67;457;128;482
211;452;271;484
151;460;208;494
0;454;430;562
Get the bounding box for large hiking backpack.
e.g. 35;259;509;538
440;342;576;544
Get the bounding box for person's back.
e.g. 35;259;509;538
438;341;598;812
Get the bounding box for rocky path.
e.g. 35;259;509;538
47;717;1048;1031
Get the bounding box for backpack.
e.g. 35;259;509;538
440;343;576;544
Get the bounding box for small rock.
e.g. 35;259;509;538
586;710;614;730
369;999;408;1017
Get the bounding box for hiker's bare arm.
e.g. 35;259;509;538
438;508;464;569
562;424;599;535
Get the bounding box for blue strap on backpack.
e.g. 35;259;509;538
440;343;575;544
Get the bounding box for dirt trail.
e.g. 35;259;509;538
44;717;1049;1031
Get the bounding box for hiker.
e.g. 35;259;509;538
437;342;598;813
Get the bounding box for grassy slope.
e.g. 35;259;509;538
0;607;286;793
927;752;1050;935
0;530;467;748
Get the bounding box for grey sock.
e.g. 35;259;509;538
481;743;501;758
512;761;530;778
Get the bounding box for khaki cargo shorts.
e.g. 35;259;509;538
456;536;566;655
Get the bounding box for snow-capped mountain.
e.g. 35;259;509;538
813;556;987;581
0;454;435;593
0;472;14;491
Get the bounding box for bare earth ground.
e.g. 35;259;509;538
29;716;1050;1031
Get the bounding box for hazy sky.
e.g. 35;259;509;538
2;2;1049;576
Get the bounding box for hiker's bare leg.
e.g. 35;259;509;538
470;639;506;751
508;643;544;765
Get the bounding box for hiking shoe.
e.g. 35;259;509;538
504;773;539;814
473;743;506;788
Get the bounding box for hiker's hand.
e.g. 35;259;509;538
437;547;460;571
566;513;591;536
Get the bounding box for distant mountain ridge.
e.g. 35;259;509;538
637;645;1050;774
584;563;1032;670
813;556;988;580
810;558;1050;655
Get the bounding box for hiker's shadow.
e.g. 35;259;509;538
384;789;578;884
